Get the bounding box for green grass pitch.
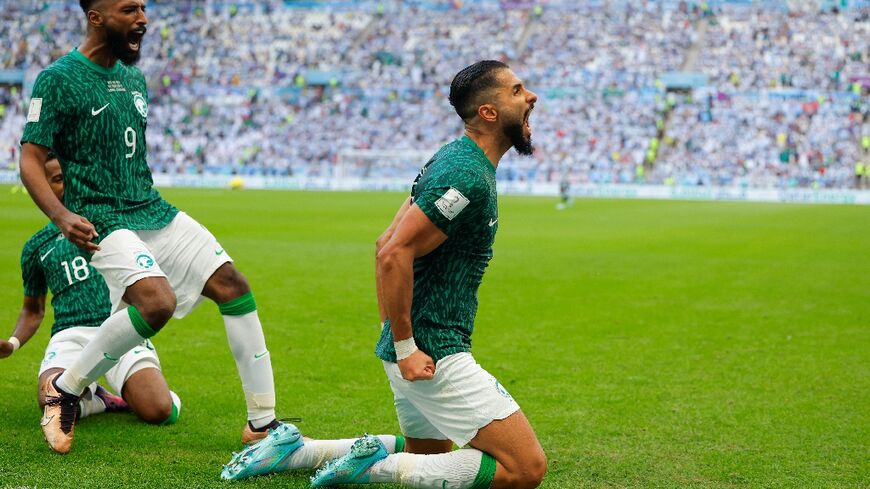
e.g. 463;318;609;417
0;186;867;488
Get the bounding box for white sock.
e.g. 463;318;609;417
77;383;105;419
223;310;276;428
368;449;491;489
282;435;399;470
56;308;148;396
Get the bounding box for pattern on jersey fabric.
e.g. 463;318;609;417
21;49;177;241
21;223;112;336
377;136;499;363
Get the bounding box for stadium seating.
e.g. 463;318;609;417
0;0;867;188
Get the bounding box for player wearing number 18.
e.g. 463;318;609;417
1;155;181;429
19;0;285;454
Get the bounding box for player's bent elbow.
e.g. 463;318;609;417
375;246;396;270
375;232;390;253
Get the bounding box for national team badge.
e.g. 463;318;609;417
132;91;148;118
135;253;155;269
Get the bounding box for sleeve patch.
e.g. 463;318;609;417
27;98;43;122
434;187;470;221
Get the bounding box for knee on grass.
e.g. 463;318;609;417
501;452;548;489
134;396;174;425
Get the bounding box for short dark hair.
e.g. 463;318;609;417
80;0;97;13
449;60;509;121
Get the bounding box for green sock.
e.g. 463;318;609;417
470;452;497;489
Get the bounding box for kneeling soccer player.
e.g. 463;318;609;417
316;61;546;488
0;155;180;429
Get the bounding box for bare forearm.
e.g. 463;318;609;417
377;247;415;340
20;144;99;251
20;146;66;221
11;309;44;347
1;302;44;358
376;197;413;321
376;271;388;323
11;296;46;348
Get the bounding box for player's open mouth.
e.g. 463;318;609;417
523;105;534;134
128;29;146;51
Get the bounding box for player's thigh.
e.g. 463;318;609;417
90;229;170;314
469;410;547;488
384;361;451;446
383;353;517;448
109;343;172;423
122;368;172;423
138;212;232;317
106;340;170;418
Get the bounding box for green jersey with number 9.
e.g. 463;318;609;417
20;49;178;241
21;223;112;337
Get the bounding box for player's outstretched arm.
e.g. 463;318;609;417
0;295;46;359
376;204;447;381
20;143;99;252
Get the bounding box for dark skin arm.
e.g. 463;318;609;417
20;143;99;252
0;296;46;358
376;204;448;381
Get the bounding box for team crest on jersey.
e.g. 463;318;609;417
132;91;148;118
135;253;155;269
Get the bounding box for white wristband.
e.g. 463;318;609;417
8;336;21;353
394;337;418;361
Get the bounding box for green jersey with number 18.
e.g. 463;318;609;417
21;223;112;337
20;49;177;241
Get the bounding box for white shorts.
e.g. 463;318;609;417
90;212;233;319
383;352;520;447
39;327;161;394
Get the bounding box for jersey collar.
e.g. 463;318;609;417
460;135;496;174
71;48;121;76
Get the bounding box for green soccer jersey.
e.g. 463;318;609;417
21;223;112;337
376;135;499;363
20;49;177;240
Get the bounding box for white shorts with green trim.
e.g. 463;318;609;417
90;212;233;319
383;352;520;447
39;326;161;394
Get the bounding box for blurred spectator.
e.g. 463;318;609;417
0;0;867;189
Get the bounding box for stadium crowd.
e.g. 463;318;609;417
0;0;867;188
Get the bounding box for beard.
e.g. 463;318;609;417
105;24;143;65
503;120;534;156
